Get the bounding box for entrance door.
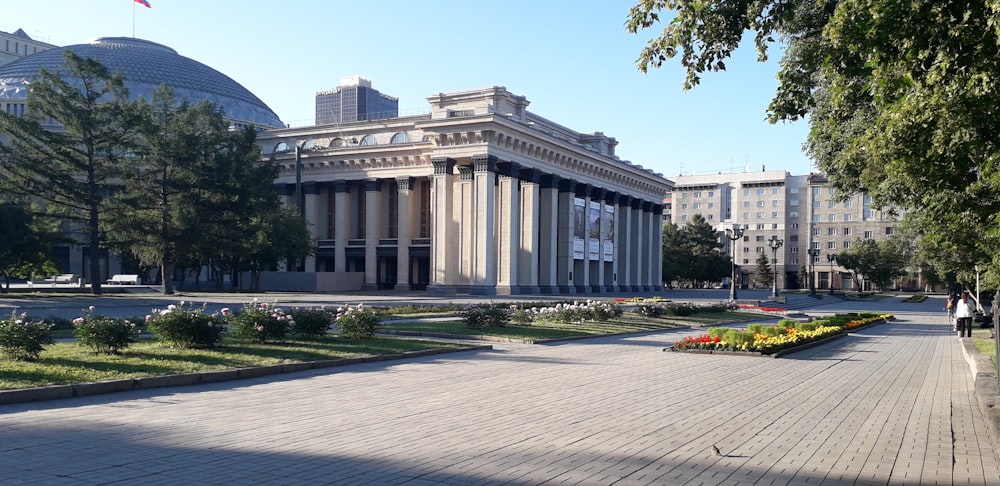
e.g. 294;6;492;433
378;256;397;290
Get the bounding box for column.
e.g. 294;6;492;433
395;177;414;291
537;174;560;294
496;162;520;295
471;155;497;295
332;181;351;273
457;165;475;291
602;191;617;292
362;179;382;290
518;168;540;294
428;158;456;294
616;195;631;292
652;203;664;291
642;201;655;291
629;198;643;292
556;179;575;294
303;182;321;272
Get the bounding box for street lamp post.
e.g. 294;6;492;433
827;253;837;295
725;224;745;301
768;235;784;298
806;248;820;296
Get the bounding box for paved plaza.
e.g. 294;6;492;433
1;294;998;485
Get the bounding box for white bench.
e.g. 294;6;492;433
106;274;140;285
40;274;77;287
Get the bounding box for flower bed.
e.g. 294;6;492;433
669;312;892;356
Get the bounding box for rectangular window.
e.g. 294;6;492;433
387;181;398;238
708;191;714;197
791;223;799;229
681;203;688;209
843;241;851;249
743;212;750;219
886;227;894;235
743;247;749;253
756;224;765;230
789;235;798;242
772;224;778;229
827;241;836;249
743;201;750;207
813;187;822;195
844;199;852;208
772;188;780;194
813;201;821;208
812;214;820;222
756;247;765;253
828;214;836;222
864;230;873;239
757;212;765;219
693;192;701;198
844;228;851;235
789;211;799;218
790;247;799;253
756;235;765;242
791;257;799;265
757;200;766;207
811;242;820;249
789;199;799;206
743;189;750;195
419;180;431;238
790;188;800;194
827;228;836;236
844;214;851;222
772;212;779;218
681;215;688;222
708;203;714;208
758;188;766;195
812;228;820;236
828;200;836;208
693;203;701;209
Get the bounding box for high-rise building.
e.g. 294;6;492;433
666;170;906;291
315;76;398;125
0;28;56;68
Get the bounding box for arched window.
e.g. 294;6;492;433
390;132;409;144
301;139;316;150
359;134;376;146
274;142;289;153
330;137;344;148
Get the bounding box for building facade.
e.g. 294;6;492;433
261;86;671;295
315;76;399;125
666;170;903;291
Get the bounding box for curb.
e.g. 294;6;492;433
959;337;1000;455
0;344;492;406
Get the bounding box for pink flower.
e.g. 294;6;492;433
72;317;84;325
145;315;152;322
88;306;95;312
256;326;264;332
221;308;230;316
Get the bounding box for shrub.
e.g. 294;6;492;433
795;322;820;332
459;304;510;328
635;303;663;318
0;311;53;361
591;301;623;320
777;319;798;328
228;301;295;343
756;325;787;338
147;302;225;349
335;304;379;338
289;308;333;338
509;306;534;326
73;307;139;354
662;302;697;316
747;323;769;334
707;327;730;339
723;329;756;350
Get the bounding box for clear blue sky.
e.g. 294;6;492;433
7;0;815;178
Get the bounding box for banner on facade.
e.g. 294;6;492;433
603;204;615;262
588;201;600;260
573;198;585;260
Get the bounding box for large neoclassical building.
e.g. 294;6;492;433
258;87;671;295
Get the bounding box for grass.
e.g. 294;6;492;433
972;328;997;365
380;311;763;341
0;336;464;391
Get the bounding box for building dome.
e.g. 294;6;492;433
0;37;284;128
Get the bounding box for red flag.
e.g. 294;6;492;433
135;0;151;7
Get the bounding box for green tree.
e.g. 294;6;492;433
626;0;1000;287
661;221;685;287
0;51;141;294
837;237;909;292
662;214;730;287
754;252;773;289
0;202;60;291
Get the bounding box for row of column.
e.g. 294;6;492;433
429;155;664;295
292;177;421;291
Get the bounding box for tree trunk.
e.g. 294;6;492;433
161;260;175;295
89;207;102;295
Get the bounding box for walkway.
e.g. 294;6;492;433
1;303;998;484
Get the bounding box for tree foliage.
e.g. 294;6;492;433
0;202;60;291
0;51;141;294
836;237;909;292
662;214;731;287
754;252;773;289
627;0;1000;286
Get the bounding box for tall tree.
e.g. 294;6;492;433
626;0;1000;284
754;252;773;289
0;202;60;292
0;51;140;294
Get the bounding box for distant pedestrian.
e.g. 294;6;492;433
955;291;975;338
945;293;958;330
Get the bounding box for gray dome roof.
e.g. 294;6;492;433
0;37;284;128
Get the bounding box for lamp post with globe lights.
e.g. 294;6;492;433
725;225;745;301
827;253;837;294
768;235;784;298
806;248;821;296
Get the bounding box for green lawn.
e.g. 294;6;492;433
380;311;763;341
0;336;463;391
972;328;997;365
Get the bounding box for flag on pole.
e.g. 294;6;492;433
135;0;151;8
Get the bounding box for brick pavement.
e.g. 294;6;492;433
1;310;998;485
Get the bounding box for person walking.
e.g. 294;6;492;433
945;293;957;331
955;291;975;338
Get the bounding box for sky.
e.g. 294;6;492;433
6;0;816;178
